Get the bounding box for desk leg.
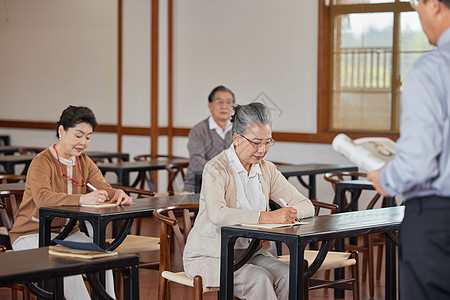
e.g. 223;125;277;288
91;219;108;300
55;278;64;300
385;236;397;300
122;264;140;300
287;243;305;300
219;234;237;300
308;175;316;200
38;214;54;247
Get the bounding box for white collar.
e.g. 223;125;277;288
225;144;262;177
208;115;232;133
49;145;76;166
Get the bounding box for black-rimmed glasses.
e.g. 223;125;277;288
239;134;275;148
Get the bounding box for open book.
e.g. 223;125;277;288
241;221;308;229
49;246;118;259
49;239;118;259
332;134;395;172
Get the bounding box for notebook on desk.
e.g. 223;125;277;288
241;221;308;229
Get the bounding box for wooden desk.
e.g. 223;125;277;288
0;246;139;300
85;151;130;163
220;206;403;300
0;155;34;175
0;146;20;155
0;182;25;192
97;158;189;189
194;163;358;198
39;193;200;249
275;164;358;199
332;179;397;298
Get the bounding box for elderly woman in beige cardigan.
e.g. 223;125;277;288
183;102;314;300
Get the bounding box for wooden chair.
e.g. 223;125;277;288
0;189;25;248
107;185;160;269
133;154;189;195
0;244;31;300
17;147;45;155
0;174;27;184
106;185;160;298
153;203;219;300
324;171;387;298
276;199;360;300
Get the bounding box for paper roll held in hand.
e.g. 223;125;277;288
332;134;396;172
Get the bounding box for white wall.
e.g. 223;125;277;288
1;0;397;206
172;0;318;133
0;0;117;123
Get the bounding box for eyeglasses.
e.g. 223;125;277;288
239;134;275;148
214;99;234;106
410;0;419;10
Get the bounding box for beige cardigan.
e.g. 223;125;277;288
9;148;117;244
183;151;314;287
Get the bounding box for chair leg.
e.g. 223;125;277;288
376;243;384;280
351;251;360;300
193;275;203;300
367;235;374;298
114;270;123;300
158;275;167;300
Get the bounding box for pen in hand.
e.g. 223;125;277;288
87;183;110;201
279;198;301;222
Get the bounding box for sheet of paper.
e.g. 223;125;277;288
241;221;308;229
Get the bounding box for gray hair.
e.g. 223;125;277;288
231;102;273;135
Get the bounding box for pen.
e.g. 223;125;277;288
87;183;110;201
279;198;301;222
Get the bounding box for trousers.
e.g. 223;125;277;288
13;231;116;300
399;196;450;300
234;253;289;300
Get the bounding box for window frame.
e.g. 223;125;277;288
317;0;415;140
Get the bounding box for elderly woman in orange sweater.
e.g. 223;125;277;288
10;105;132;300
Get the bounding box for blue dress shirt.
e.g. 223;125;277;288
380;28;450;201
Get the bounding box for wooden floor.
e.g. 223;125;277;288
0;217;395;300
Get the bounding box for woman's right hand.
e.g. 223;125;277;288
259;207;298;224
79;190;109;205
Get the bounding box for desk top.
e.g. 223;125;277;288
0;182;25;191
0;246;138;286
0;155;35;163
0;146;20;155
97;158;189;172
275;163;357;177
85;151;130;161
223;206;404;243
336;179;374;189
40;193;199;219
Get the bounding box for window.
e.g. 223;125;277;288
325;0;433;134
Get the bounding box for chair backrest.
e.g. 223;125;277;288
153;204;199;270
0;189;24;231
111;185;155;198
110;185;155;236
134;154;189;195
0;174;26;184
324;171;383;210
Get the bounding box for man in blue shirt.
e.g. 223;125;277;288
368;0;450;298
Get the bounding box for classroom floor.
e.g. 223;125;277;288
0;217;394;300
